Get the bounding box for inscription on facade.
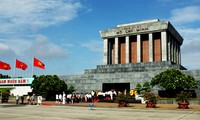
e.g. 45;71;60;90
0;78;34;85
116;26;149;35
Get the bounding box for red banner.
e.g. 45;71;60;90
0;61;11;70
33;57;45;69
16;59;28;70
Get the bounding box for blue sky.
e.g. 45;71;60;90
0;0;200;77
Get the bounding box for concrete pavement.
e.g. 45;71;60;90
0;104;200;120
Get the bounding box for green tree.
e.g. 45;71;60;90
135;83;142;94
151;68;197;97
143;82;151;92
31;75;68;100
67;85;75;94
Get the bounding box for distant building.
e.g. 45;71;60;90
60;19;200;97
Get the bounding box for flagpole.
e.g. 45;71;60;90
32;57;34;78
14;59;16;78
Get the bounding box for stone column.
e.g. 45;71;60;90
115;37;119;64
174;41;177;63
137;35;141;62
103;38;108;65
125;36;130;63
108;40;112;64
149;33;153;62
177;44;180;64
176;42;179;64
168;35;171;61
161;31;167;61
171;38;174;63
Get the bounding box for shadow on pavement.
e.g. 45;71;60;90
0;103;32;108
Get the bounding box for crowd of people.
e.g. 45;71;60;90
55;89;123;104
15;89;129;105
15;94;36;105
55;92;95;104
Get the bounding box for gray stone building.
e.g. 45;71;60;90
60;19;200;97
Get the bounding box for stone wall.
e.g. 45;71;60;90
182;70;200;98
59;62;200;97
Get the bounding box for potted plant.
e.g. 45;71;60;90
142;92;159;108
135;83;142;94
2;91;10;103
143;82;151;92
115;93;131;107
176;91;192;109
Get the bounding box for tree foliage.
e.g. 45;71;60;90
0;73;11;78
151;68;198;90
67;85;75;93
31;75;68;100
143;82;151;92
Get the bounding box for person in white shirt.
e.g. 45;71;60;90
59;94;62;104
67;94;71;103
110;91;113;100
26;95;30;104
16;95;19;104
37;96;42;105
55;94;59;104
62;92;66;104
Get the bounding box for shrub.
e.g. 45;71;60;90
2;91;10;103
176;91;192;103
115;93;131;104
142;92;159;103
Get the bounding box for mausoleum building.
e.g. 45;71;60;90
100;19;182;65
60;19;200;97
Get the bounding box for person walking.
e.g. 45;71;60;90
16;95;19;105
26;95;30;104
55;94;59;104
62;92;66;105
31;94;35;105
59;94;62;104
37;96;42;105
21;95;24;104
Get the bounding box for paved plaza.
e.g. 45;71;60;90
0;104;200;120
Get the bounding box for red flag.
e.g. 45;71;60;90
16;59;28;70
33;57;45;69
0;61;11;70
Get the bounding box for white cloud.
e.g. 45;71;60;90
2;38;32;56
168;6;200;70
24;35;68;59
182;39;200;70
0;0;82;34
0;35;67;59
178;28;200;70
0;43;9;50
182;52;200;70
182;40;200;54
170;6;200;25
0;0;82;61
177;27;200;55
166;6;200;69
81;40;103;53
0;42;16;58
179;28;200;42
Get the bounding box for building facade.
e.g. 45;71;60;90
60;20;200;97
100;19;182;65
